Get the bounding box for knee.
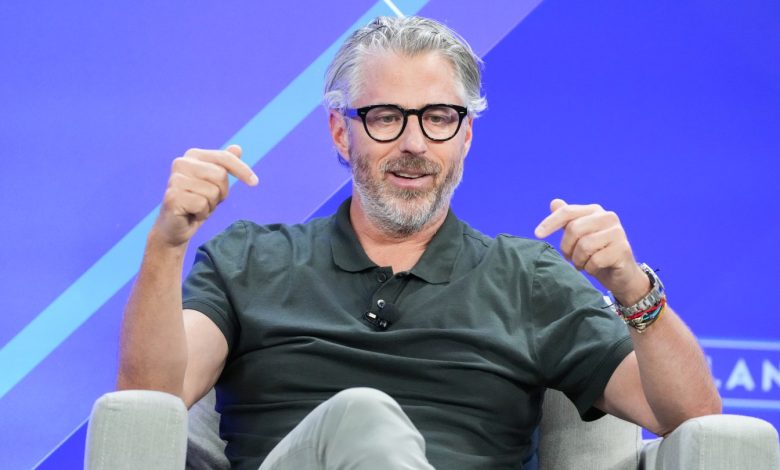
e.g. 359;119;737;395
329;387;400;416
326;388;410;428
325;388;425;458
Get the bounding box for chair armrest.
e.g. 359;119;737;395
85;390;188;470
187;388;230;469
539;389;642;470
640;414;780;470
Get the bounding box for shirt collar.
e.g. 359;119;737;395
331;198;377;272
330;197;463;284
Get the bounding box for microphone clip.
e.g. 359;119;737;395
363;311;391;330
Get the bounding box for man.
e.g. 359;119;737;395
117;16;721;469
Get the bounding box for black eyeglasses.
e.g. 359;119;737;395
344;104;468;143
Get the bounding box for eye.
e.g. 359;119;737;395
376;114;400;124
366;107;403;127
423;108;457;126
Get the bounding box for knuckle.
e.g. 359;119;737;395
567;218;584;237
609;224;627;239
171;156;186;172
584;203;603;214
162;188;179;208
168;172;185;186
591;254;609;270
196;196;210;213
209;184;221;203
578;236;595;255
559;233;572;250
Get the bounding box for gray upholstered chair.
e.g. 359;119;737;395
85;388;780;469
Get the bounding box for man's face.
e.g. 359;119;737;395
330;52;473;236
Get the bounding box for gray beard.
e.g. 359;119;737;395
351;151;464;237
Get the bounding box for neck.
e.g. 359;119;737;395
349;197;448;273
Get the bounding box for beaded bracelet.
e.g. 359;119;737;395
621;297;666;333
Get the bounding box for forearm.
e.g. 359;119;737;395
535;201;722;433
116;229;189;396
631;305;722;433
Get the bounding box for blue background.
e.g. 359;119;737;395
1;1;779;468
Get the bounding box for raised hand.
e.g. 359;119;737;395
152;145;258;248
534;198;650;305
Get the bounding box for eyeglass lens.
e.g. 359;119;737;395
364;105;462;141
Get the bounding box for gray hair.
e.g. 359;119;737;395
323;16;487;117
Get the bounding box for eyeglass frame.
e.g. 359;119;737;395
343;103;469;143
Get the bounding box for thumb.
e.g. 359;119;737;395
550;198;567;213
226;144;242;158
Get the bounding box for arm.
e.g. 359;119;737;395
597;306;721;435
116;145;258;406
535;199;721;435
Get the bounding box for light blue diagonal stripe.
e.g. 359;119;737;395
0;0;429;401
700;338;780;352
722;398;780;411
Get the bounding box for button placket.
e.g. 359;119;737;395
363;270;408;330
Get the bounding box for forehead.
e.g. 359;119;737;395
353;51;464;107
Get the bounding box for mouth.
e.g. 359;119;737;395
390;171;430;180
379;155;441;190
385;169;435;192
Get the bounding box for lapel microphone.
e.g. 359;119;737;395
363;302;400;331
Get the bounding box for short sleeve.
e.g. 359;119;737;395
529;245;634;421
182;221;248;355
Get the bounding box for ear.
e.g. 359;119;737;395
328;110;351;163
461;116;474;157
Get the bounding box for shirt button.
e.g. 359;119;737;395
377;272;388;283
377;299;386;309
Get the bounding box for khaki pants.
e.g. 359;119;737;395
259;388;435;470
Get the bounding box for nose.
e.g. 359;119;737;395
397;115;428;154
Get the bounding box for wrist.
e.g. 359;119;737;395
612;263;667;333
146;227;189;259
612;263;652;306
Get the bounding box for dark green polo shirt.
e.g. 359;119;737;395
183;198;633;470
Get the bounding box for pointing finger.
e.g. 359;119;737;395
550;198;567;213
534;198;569;238
226;144;242;158
534;200;605;239
220;144;259;187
